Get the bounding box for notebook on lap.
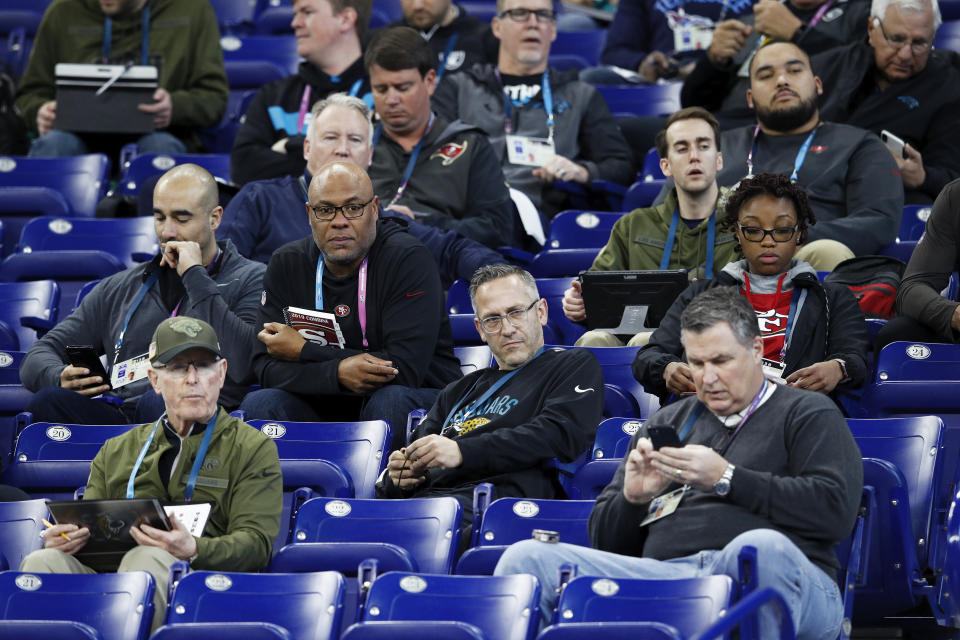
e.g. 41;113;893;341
54;63;158;135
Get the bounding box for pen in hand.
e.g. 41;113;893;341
41;518;70;541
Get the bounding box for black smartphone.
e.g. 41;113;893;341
647;426;681;450
66;345;110;389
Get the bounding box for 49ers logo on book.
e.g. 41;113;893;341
431;140;468;166
335;304;350;317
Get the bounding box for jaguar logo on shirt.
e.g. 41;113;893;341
431;140;469;166
455;417;491;435
335;304;350;317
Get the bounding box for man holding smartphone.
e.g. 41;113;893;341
496;286;863;639
20;164;265;424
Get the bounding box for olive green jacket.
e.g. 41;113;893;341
85;409;282;572
15;0;227;150
590;187;738;280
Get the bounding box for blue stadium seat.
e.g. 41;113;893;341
2;28;30;78
459;1;499;22
454;345;493;375
536;278;587;344
596;85;681;119
74;279;100;310
934;18;960;49
622;179;666;211
0;420;135;500
551;30;606;68
209;0;259;34
899;204;931;241
540;574;733;638
0;498;46;570
0;0;49;37
879;239;916;263
591;416;644;459
156;570;344;640
119;153;231;197
858;342;960;416
0;570;155;640
0;384;33;468
199;88;258;153
17;216;156;266
219;34;301;89
546;211;621;249
271;496;461;574
528;248;598;278
0;280;59;351
456;497;593;574
340;572;541;640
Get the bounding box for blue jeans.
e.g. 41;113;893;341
240;385;440;452
25;386;166;425
28;130;186;157
495;528;843;640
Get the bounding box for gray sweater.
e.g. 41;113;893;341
589;383;863;576
20;240;265;410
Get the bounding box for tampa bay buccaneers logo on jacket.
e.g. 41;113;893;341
431;140;468;166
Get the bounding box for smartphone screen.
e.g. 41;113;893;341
66;345;110;389
881;130;906;159
647;426;681;450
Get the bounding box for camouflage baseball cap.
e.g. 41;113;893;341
149;317;222;364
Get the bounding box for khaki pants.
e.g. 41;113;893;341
795;239;855;272
575;330;653;347
20;545;178;632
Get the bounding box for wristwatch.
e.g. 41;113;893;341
714;463;736;497
834;358;850;383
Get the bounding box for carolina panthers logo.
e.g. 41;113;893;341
898;96;920;110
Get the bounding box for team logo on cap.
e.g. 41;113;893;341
335;304;350;317
431;140;468;166
148;341;157;359
169;317;202;337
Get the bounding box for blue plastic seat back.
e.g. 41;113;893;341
566;458;619;499
446;279;471;314
554;574;733;638
18;217;157;268
875;341;960;382
538;621;683;639
592;417;645;459
164;570;344;640
152;622;292;640
934;17;960;47
0;349;25;385
219;34;301;89
284;496;462;574
0;154;110;218
454;345;493;375
528;248;598;278
119;153;231;198
546;211;621;250
0;280;59;351
356;572;541;640
0;570;154;640
1;422;136;494
247;419;390;499
899;205;931;241
596;85;681;118
209;0;258;33
848;416;942;558
879;240;916;263
476;498;593;547
0;498;47;571
551;30;606;67
74;279;100;310
536;278;587;344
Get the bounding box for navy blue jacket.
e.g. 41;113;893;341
220;174;502;287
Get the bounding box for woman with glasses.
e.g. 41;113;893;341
634;173;869;404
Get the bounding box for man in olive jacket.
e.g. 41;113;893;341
20;317;282;632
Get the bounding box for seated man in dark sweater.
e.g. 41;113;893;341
637;173;868;405
240;161;462;451
377;264;604;533
496;286;864;638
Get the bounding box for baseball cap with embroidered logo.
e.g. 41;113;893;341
149;317;222;365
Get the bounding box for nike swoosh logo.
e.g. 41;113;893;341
406;291;425;298
575;385;594;393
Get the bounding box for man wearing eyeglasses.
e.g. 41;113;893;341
377;264;604;536
432;0;634;219
667;40;902;269
240;161;460;451
810;0;960;204
20;164;266;425
23;317;283;633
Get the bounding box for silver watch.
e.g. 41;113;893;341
714;463;735;497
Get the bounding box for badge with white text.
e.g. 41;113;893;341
506;134;555;167
641;486;687;526
761;357;786;379
110;352;151;389
674;24;713;53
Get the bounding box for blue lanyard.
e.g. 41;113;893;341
677;379;768;457
103;3;150;65
316;255;370;348
372;112;435;208
114;270;160;364
435;33;459;84
126;409;219;501
745;125;818;183
660;209;716;279
501;70;554;143
441;347;544;432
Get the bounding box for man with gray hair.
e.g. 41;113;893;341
496;286;863;639
221;93;501;287
811;0;960;204
377;264;604;533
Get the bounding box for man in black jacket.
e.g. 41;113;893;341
812;0;960;204
496;286;863;638
240;161;461;450
637;173;868;404
366;27;516;248
378;264;604;532
230;0;372;186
